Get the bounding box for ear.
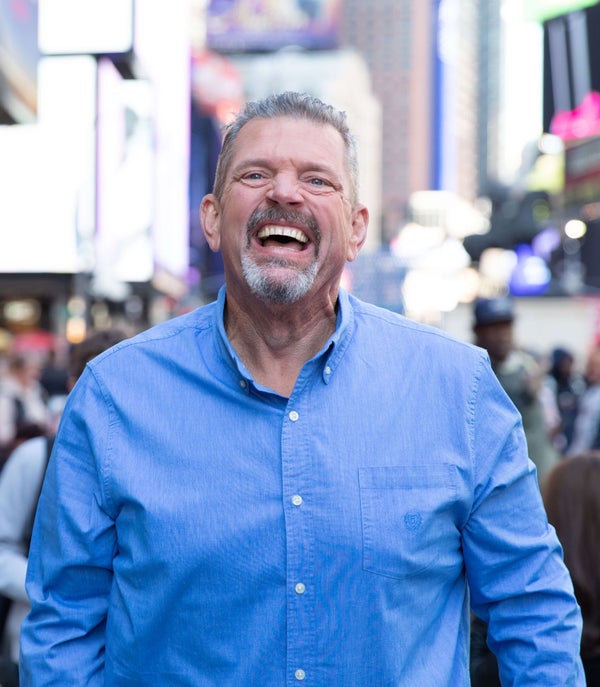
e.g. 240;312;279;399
346;204;369;262
200;194;222;252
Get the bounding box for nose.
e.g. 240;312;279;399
266;173;303;205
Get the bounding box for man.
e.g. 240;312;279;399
0;329;127;686
20;92;583;685
472;296;560;484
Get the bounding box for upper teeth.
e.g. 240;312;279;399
257;226;308;243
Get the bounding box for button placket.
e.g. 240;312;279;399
282;398;314;684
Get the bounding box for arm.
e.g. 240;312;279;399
463;360;584;686
0;393;15;446
0;437;48;601
19;372;116;686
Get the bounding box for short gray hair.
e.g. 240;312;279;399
212;91;359;205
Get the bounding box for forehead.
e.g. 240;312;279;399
477;320;513;335
230;116;347;168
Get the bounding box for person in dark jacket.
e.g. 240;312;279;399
543;451;600;686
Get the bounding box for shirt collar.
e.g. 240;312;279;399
213;285;356;391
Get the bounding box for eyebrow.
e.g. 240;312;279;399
230;158;273;176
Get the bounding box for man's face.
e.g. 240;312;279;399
201;116;368;306
474;320;514;363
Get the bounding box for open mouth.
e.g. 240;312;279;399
256;225;309;249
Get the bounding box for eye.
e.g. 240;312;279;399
238;170;270;187
306;176;334;190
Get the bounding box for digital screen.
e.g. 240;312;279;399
0;56;96;274
207;0;341;52
38;0;133;55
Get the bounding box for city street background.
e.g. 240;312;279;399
1;0;600;361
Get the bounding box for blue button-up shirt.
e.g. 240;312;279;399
20;287;584;686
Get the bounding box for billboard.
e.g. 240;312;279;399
38;0;134;56
543;3;600;132
94;58;154;296
206;0;341;52
0;56;97;274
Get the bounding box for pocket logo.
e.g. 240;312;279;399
403;511;422;531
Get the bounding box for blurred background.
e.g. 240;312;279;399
1;0;600;362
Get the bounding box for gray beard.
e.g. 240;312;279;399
241;255;319;304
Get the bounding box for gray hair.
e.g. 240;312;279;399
212;91;359;205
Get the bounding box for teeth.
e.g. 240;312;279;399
257;226;308;243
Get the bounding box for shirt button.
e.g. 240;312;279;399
291;494;303;506
295;582;306;595
324;365;332;375
289;410;299;422
239;379;247;389
295;669;306;681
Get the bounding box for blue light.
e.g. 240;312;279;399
509;243;551;296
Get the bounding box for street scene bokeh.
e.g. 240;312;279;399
2;0;600;683
2;1;600;355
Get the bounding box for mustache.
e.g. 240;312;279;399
246;207;320;241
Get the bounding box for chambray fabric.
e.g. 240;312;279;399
20;287;584;686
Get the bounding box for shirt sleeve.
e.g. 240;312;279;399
20;370;116;686
463;357;585;686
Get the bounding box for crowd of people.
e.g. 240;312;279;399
0;92;596;685
471;295;600;472
470;294;600;685
0;353;58;467
0;330;128;686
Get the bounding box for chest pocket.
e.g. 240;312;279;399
359;464;459;580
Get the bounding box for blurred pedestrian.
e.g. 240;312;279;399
0;329;128;686
543;451;600;685
470;613;501;687
20;91;584;686
0;357;48;466
546;346;586;454
567;345;600;456
38;348;69;403
472;295;560;483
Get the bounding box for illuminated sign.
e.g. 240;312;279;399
38;0;134;55
207;0;341;52
524;0;597;23
0;0;38;122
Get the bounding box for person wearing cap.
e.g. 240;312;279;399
473;296;560;484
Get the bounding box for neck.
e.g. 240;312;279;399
224;292;338;397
